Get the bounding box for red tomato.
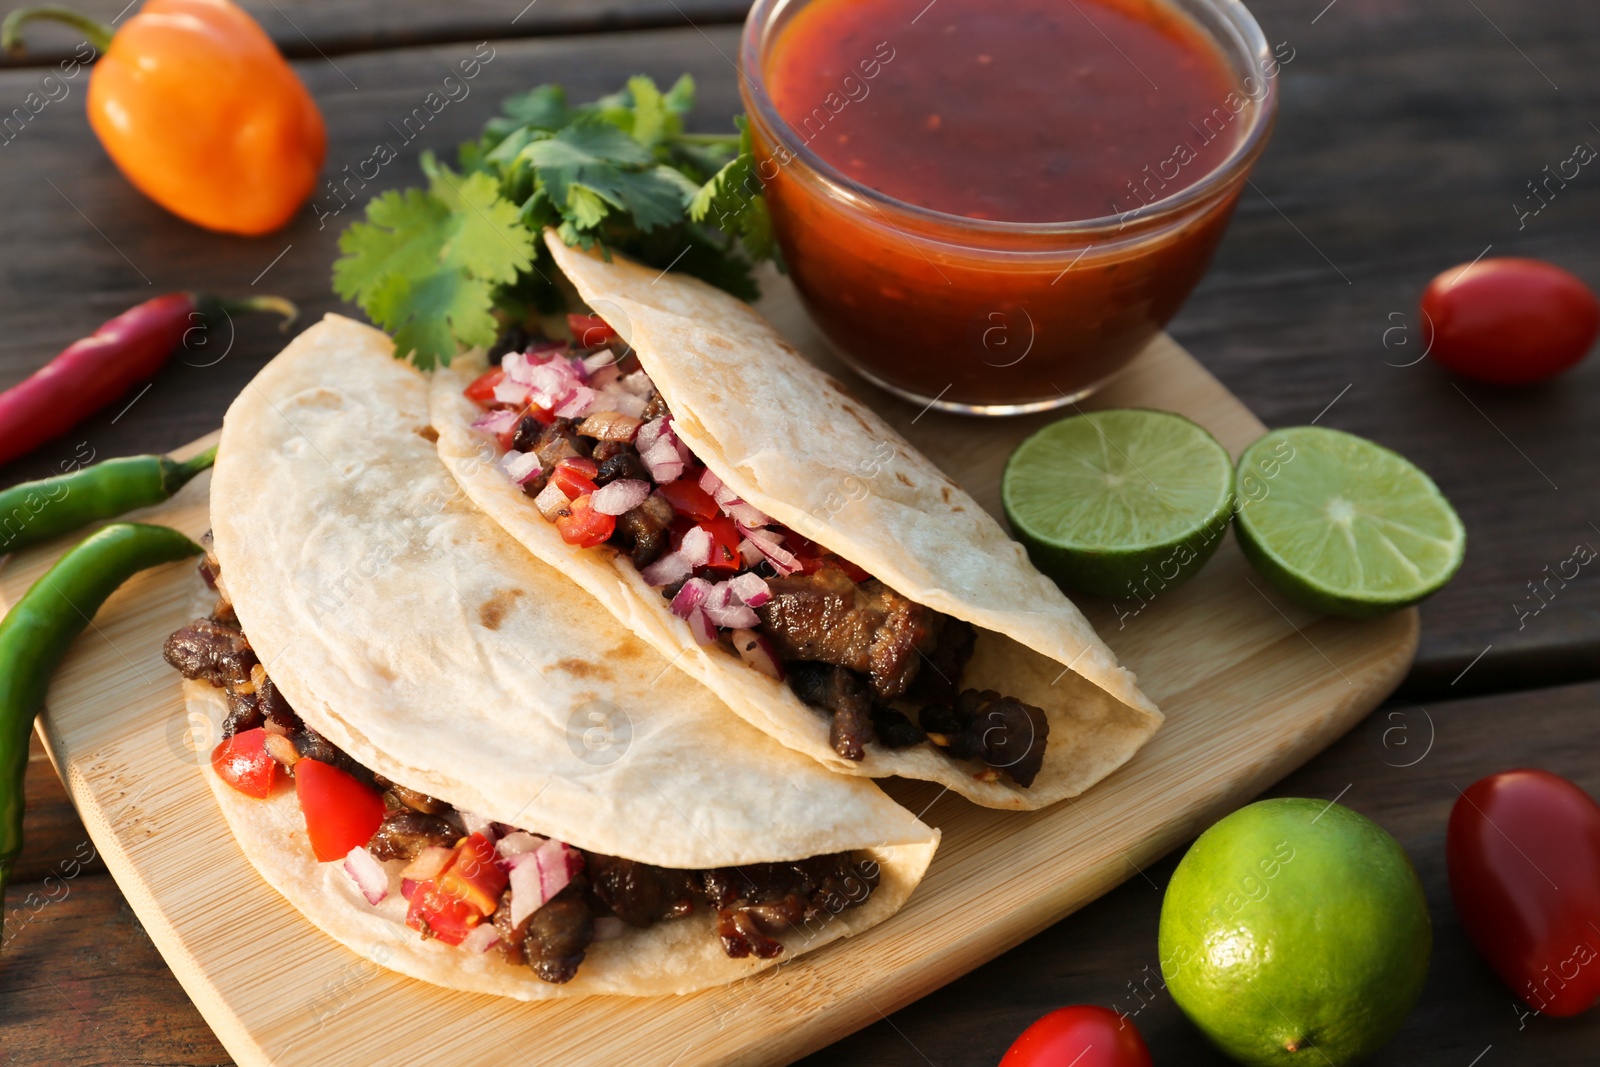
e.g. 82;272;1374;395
700;516;743;571
1448;768;1600;1016
568;313;619;348
463;367;505;402
657;478;720;522
210;728;279;799
555;494;616;548
1001;1005;1152;1067
551;456;600;500
405;882;481;945
436;833;508;916
1421;258;1599;384
294;759;387;862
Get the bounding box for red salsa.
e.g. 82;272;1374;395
748;0;1277;408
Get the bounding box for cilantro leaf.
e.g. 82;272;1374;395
334;74;779;368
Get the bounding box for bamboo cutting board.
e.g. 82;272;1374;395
0;293;1417;1066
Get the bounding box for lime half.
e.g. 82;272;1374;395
1002;409;1235;599
1234;426;1464;618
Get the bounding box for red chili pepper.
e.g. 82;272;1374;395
0;292;296;466
555;494;615;548
700;516;743;571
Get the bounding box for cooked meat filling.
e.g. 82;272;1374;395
476;333;1052;787
920;689;1051;788
165;551;879;984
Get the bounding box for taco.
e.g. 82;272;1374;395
163;314;937;999
428;234;1162;810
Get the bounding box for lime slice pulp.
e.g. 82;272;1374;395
1002;409;1236;599
1233;426;1465;618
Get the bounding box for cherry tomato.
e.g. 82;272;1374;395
568;313;620;348
294;759;386;862
555;494;616;548
551;456;600;500
1001;1005;1152;1067
1421;258;1599;384
657;478;720;522
463;367;505;402
699;516;744;571
210;728;279;799
405;881;481;945
1448;768;1600;1016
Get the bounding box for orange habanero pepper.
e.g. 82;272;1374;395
2;0;326;235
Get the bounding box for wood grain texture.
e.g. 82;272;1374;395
1;11;1596;695
816;679;1600;1067
0;331;1414;1066
0;0;750;66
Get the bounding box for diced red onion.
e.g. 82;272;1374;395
731;629;785;680
400;845;453;884
686;606;718;645
592;916;626;942
500;451;543;486
492;378;530;406
554;385;596;419
698;468;724;497
400;878;418;901
704;601;758;629
619;370;654;396
670;577;713;618
495;831;547;860
737;538;764;567
508;840;579;928
592;478;650;516
727;571;771;608
343;846;389;905
459;811;498;841
583;350;618;374
471;409;518;436
534;481;570;520
739;526;802;575
679;526;712;567
721;499;771;528
640;549;694;587
461;924;500;954
605;390;648;419
588;363;622;390
502;352;536;384
636;417;668;453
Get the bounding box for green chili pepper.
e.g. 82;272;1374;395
0;447;215;556
0;522;201;903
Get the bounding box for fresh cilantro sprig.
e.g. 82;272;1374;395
334;75;776;368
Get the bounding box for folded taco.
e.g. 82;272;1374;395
163;314;937;999
428;235;1162;810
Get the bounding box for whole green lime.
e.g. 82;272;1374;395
1159;798;1431;1065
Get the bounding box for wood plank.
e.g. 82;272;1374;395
1169;0;1600;697
0;0;751;67
0;317;1414;1065
815;679;1600;1066
1;13;1597;692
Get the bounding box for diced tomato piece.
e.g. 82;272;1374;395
211;728;279;799
555;494;616;548
551;456;600;499
463;368;505;402
788;533;870;581
405;882;481;945
568;313;619;348
294;759;387;862
657;478;719;522
701;516;743;571
437;833;508;916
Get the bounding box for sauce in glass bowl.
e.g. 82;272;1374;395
740;0;1282;413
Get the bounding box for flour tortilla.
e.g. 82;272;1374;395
428;235;1162;809
204;314;936;998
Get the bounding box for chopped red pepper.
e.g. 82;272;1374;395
555;494;616;548
657;478;720;522
463;367;505;402
405;882;480;945
568;313;619;348
551;456;600;500
210;728;279;799
294;759;386;862
436;833;508;916
700;516;743;571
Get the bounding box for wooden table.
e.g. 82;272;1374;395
1;0;1596;1063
